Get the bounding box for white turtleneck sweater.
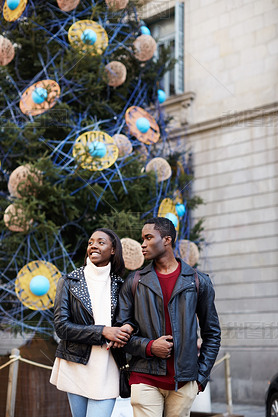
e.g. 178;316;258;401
50;260;120;399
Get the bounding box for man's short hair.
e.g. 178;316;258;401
144;217;176;247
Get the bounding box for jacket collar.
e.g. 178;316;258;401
138;258;196;298
139;258;195;276
67;267;93;316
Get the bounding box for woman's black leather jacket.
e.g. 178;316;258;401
115;259;221;389
54;266;124;365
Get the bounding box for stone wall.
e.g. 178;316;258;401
167;0;278;404
185;0;278;124
178;109;278;404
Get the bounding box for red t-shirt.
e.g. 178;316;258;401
129;262;185;390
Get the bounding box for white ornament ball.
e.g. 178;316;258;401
133;35;157;62
4;204;32;232
8;165;42;198
0;36;15;66
57;0;80;11
105;61;127;87
121;238;144;270
105;0;128;10
178;240;200;267
113;134;133;158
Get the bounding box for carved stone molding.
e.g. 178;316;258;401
140;0;177;20
169;101;278;139
160;91;196;127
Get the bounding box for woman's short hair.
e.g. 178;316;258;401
144;217;176;247
84;228;125;276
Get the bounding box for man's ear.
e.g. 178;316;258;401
111;247;115;255
164;236;172;247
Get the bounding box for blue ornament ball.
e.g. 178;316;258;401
32;87;48;104
136;117;150;133
175;203;186;217
81;29;97;45
89;141;107;158
140;26;151;36
29;275;50;297
7;0;20;10
158;89;167;104
165;212;178;228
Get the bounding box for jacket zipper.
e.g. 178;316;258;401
68;287;94;319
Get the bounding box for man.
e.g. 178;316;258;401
115;217;221;417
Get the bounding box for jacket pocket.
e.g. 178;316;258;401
65;340;87;357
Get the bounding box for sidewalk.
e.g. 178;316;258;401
111;399;265;417
211;402;265;417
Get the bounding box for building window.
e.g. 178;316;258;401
149;2;184;97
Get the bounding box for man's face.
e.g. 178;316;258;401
141;223;167;260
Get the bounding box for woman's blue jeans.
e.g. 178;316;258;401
67;392;116;417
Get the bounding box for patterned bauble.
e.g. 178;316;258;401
4;204;32;232
105;61;127;87
0;35;15;66
73;130;118;171
8;165;42;198
125;106;160;145
57;0;80;11
68;20;108;56
133;35;157;62
158;197;179;232
105;0;128;10
178;240;200;267
19;80;60;116
121;238;144;270
145;158;172;182
112;134;133;157
15;261;61;310
3;0;27;22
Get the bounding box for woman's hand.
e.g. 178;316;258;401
102;326;131;348
105;324;134;349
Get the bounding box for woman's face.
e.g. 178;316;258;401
87;231;115;267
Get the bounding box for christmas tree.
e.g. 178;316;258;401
0;0;203;336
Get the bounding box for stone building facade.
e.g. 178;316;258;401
141;0;278;404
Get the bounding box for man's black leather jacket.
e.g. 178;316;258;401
54;266;124;365
115;259;221;389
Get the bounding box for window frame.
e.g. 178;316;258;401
149;1;184;97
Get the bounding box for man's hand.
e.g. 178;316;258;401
120;323;134;335
151;335;173;358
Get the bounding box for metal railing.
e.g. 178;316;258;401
214;353;233;415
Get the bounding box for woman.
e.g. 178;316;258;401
50;228;132;417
